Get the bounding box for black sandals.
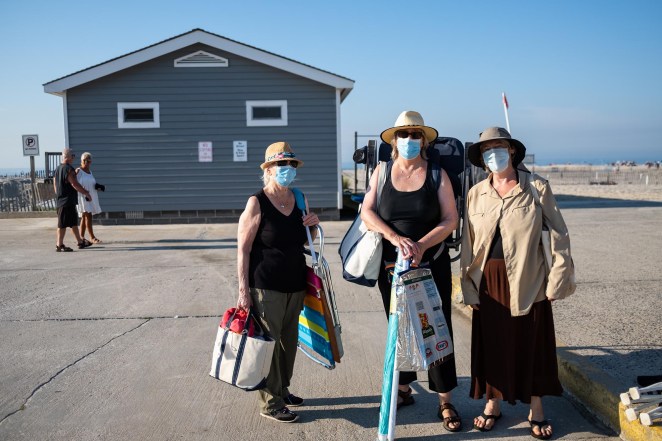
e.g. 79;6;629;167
529;419;553;440
439;402;462;432
473;412;502;432
397;387;415;409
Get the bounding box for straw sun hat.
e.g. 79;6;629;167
380;111;439;144
259;141;304;170
467;127;526;168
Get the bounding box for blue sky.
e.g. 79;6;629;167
1;0;661;169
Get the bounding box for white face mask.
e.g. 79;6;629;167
482;148;511;173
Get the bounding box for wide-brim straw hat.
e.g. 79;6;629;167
380;110;439;144
260;141;304;170
467;127;526;168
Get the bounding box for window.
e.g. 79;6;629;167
246;100;288;127
117;102;160;128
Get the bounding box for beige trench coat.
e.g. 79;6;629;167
460;170;575;316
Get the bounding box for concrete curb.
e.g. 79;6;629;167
450;275;661;440
619;403;662;441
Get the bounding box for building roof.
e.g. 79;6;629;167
43;28;355;101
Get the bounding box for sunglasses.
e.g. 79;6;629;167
276;160;298;168
395;130;424;140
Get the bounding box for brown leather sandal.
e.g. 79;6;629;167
78;239;92;249
439;403;462;432
397;387;415;409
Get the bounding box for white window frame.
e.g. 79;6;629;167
245;100;288;127
117;102;160;129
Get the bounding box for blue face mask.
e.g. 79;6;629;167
482;148;511;173
396;138;422;160
274;165;296;187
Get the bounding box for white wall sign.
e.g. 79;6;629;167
22;134;40;156
233;141;247;162
198;141;213;162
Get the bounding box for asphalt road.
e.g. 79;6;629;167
1;203;659;440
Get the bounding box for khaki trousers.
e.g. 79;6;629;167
250;288;305;412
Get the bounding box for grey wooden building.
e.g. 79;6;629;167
43;29;354;223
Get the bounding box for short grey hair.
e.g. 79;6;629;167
61;148;73;162
81;152;92;162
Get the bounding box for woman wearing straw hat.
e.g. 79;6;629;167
460;127;575;439
361;111;462;432
236;141;319;424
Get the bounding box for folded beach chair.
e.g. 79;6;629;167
293;189;343;369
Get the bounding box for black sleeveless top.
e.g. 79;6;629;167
378;161;442;263
55;163;77;208
248;190;307;292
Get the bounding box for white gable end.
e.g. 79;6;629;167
44;29;354;100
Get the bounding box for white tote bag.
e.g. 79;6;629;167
209;313;275;391
338;162;388;287
339;217;383;286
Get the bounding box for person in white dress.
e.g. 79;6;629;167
76;152;104;243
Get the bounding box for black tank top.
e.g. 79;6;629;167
248;190;307;292
378;161;442;262
55;163;77;208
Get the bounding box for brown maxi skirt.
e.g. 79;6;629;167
470;258;563;404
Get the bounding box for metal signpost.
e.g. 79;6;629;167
22;134;39;210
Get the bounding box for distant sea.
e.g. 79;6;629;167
1;168;35;176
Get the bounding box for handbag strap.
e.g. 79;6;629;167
375;161;388;211
529;176;541;206
225;307;255;334
529;175;549;232
291;188;317;265
248;309;268;338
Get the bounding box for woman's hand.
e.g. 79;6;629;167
237;290;252;311
410;242;428;267
387;233;420;260
302;212;319;227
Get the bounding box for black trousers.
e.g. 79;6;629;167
377;249;458;393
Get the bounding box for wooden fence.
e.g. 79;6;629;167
0;179;56;212
532;166;662;186
344;165;662;194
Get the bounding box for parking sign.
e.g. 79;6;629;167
22;135;39;156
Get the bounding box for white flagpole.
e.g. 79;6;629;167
502;92;511;133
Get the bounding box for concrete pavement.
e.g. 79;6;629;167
0;202;660;440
